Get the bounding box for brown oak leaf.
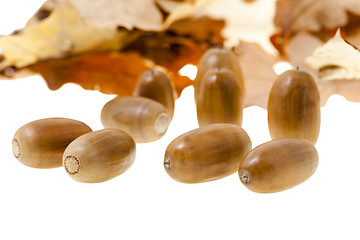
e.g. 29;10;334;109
29;51;193;97
305;30;360;105
30;52;151;96
272;0;360;54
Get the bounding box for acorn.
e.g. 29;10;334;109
194;47;244;103
239;138;319;193
268;69;321;144
12;118;92;169
101;96;170;143
133;69;177;118
196;67;243;127
63;129;136;183
164;124;252;183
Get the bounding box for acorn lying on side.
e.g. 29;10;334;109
63;129;136;183
268;69;321;144
12;118;92;168
239;138;319;193
196;67;243;127
101;96;170;143
194;47;244;103
133;69;177;119
164;124;252;183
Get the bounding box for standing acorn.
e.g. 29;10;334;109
164;124;252;183
268;69;321;144
239;138;319;193
63;129;136;183
133;69;177;119
101;96;170;143
196;67;243;127
194;47;244;103
12;118;92;168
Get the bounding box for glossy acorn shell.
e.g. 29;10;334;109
63;129;136;183
196;67;243;127
239;138;319;193
101;96;170;143
133;69;176;118
268;69;321;144
12;118;92;168
194;47;244;103
164;124;252;183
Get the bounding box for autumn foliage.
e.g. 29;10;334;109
1;0;360;107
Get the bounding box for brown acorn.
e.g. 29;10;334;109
196;67;243;127
268;69;321;144
239;138;319;193
101;96;170;143
164;124;252;183
133;69;176;118
12;118;92;168
63;129;136;183
194;47;244;103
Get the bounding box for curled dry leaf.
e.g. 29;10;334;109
272;0;360;54
305;30;360;105
306;30;360;81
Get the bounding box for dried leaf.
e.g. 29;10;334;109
29;51;193;97
317;79;360;105
233;41;280;109
123;16;225;83
170;74;194;96
168;16;225;44
163;0;220;27
0;0;221;98
0;3;126;69
63;0;216;30
284;32;323;76
274;0;360;33
306;30;360;80
30;52;151;95
48;0;164;31
303;30;360;105
27;0;216;31
156;0;184;13
272;0;360;54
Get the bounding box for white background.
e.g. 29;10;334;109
1;1;360;239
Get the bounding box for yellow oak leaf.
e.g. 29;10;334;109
0;2;127;68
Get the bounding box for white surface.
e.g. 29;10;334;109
1;1;360;240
